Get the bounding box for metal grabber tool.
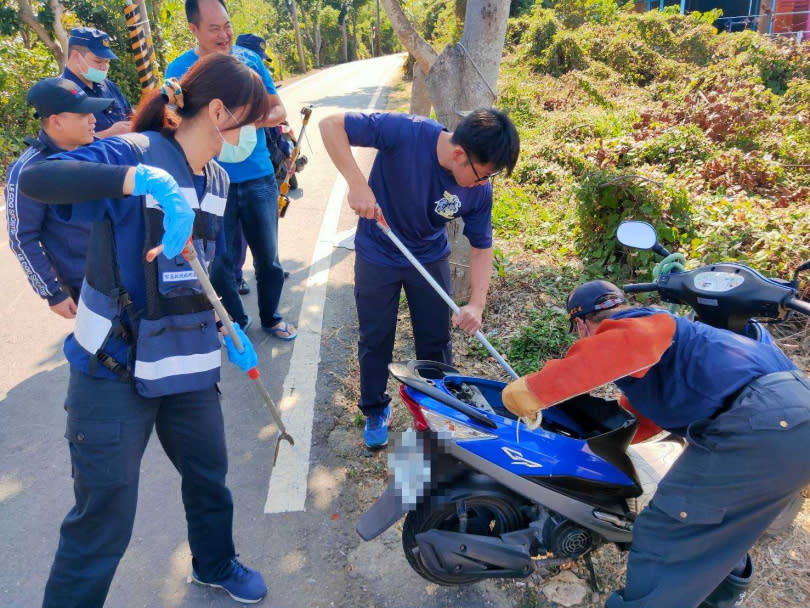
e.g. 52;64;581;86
373;207;519;380
147;241;294;463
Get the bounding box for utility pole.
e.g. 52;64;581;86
370;24;375;56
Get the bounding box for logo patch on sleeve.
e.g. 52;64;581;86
434;191;461;219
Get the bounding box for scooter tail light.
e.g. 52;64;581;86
398;386;496;441
399;385;429;431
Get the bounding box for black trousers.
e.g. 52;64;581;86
43;370;235;608
354;255;453;417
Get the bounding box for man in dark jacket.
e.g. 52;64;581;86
5;77;112;318
503;280;810;608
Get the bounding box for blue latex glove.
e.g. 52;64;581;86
132;163;195;259
224;323;258;373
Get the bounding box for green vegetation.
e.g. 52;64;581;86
496;2;810;282
477;1;810;373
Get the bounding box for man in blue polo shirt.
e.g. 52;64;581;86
6;78;111;318
62;27;132;138
320;109;520;448
167;0;296;340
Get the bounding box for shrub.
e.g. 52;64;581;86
552;0;621;28
506;16;533;49
636;125;713;169
525;8;560;57
0;40;57;178
542;32;588;76
574;169;694;274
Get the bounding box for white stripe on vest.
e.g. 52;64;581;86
74;300;113;354
134;350;222;381
145;187;200;211
200;192;227;216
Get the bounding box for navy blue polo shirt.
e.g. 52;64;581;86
61;67;132;133
344;112;493;268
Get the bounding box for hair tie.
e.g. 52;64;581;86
160;77;184;111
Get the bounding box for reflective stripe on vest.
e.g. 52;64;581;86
74;281;116;354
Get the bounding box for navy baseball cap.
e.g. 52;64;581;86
27;77;113;119
235;33;272;62
566;280;626;332
69;27;118;60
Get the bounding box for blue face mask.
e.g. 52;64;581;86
78;54;108;84
216;107;257;164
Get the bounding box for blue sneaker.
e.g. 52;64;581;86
191;558;267;604
364;406;391;449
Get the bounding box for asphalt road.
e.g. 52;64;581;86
0;55;515;608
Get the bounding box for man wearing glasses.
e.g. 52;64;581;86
320;109;520;448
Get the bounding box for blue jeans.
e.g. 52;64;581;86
43;370;235;608
233;224;248;283
354;255;453;417
210;175;284;329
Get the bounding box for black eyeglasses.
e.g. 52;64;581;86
463;149;503;183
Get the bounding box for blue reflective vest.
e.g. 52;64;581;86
72;132;228;398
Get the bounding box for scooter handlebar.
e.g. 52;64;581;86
622;282;660;294
785;297;810;317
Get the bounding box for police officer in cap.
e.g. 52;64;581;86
62;26;133;138
6;78;112;318
235;33;273;69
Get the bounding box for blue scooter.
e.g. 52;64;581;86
356;220;810;586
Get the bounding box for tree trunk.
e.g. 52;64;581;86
314;16;322;67
288;0;307;72
19;0;67;68
341;20;348;63
351;9;357;60
379;0;438;72
425;0;509;129
299;5;319;68
409;62;431;116
144;0;166;74
375;0;382;56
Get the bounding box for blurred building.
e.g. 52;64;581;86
634;0;810;38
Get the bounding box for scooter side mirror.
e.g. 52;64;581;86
617;221;658;250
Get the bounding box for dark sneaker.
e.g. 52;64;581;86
364;406;391;449
191;558;267;604
238;279;250;295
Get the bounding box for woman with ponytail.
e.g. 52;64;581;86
20;53;271;607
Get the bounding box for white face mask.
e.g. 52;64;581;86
215;106;257;164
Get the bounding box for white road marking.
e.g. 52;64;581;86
264;58;402;514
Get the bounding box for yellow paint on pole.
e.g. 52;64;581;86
123;0;158;90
